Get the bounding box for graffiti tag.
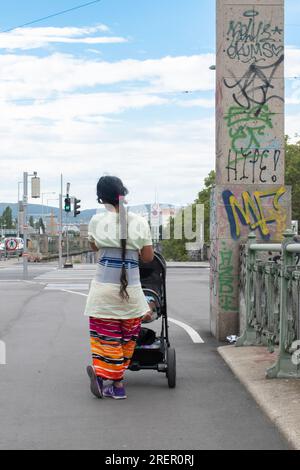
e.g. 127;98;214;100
219;243;238;312
226;148;281;184
222;187;287;240
226;9;284;63
224;104;274;153
224;55;284;113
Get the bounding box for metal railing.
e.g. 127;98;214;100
237;230;300;379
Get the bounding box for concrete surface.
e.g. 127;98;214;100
0;257;21;268
0;265;288;450
166;262;210;269
218;345;300;450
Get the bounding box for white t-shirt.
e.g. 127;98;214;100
88;211;153;250
84;210;153;320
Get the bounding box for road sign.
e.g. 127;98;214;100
5;238;18;252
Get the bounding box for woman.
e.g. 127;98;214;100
85;176;154;400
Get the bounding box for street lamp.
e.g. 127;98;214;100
17;181;23;238
22;172;40;280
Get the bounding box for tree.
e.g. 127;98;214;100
29;216;35;228
1;207;14;229
285;137;300;222
35;218;46;234
161;171;216;261
194;170;216;242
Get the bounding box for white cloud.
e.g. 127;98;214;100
1;33;299;208
0;52;216;101
177;97;215;108
0;25;127;50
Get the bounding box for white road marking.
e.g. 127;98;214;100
58;288;205;344
60;289;89;297
45;284;89;291
168;318;205;344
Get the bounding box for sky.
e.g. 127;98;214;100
0;0;300;210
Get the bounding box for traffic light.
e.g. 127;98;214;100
74;198;81;218
64;197;71;213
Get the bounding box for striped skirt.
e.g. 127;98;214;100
90;317;142;381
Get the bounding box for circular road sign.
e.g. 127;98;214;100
5;238;18;252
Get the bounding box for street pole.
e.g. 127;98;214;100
59;174;63;269
17;181;22;238
23;172;28;280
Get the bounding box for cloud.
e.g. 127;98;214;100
0;25;128;50
0;52;216;101
0;31;299;208
177;97;215;108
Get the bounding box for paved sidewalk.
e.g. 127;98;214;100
0;257;21;268
218;346;300;450
166;261;210;268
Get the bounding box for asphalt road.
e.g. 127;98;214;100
0;263;288;450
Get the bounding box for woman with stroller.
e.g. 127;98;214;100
85;176;154;400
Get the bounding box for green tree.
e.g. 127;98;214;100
285;137;300;222
161;171;216;261
35;217;46;234
194;170;216;242
1;206;13;229
29;216;35;228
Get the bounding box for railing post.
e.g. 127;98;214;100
267;230;300;378
236;232;259;347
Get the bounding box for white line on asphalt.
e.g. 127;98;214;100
60;289;89;297
59;289;205;344
168;318;204;344
45;284;89;291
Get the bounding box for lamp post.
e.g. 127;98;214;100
23;172;40;280
17;181;23;238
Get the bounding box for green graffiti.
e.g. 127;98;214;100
219;242;238;312
224;104;275;153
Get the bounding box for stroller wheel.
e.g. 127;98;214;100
166;348;176;389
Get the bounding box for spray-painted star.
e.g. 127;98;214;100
272;26;283;35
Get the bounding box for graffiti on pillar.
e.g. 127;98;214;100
224;104;275;153
223;52;284;183
226;9;284;64
226;148;281;184
219;242;237;312
222;186;287;240
224;55;284;112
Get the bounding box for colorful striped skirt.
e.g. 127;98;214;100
89;317;142;381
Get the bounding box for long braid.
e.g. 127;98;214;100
96;176;129;300
119;195;129;301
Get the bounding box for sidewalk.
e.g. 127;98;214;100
218;346;300;450
166;261;210;268
0;257;21;268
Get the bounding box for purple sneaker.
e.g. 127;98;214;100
103;384;127;400
87;366;103;399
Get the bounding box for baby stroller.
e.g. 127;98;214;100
129;252;176;388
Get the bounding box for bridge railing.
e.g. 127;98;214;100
237;230;300;379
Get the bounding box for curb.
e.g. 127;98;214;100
218;346;300;450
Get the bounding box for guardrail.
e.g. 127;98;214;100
237;230;300;379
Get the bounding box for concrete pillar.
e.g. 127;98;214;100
211;0;291;340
